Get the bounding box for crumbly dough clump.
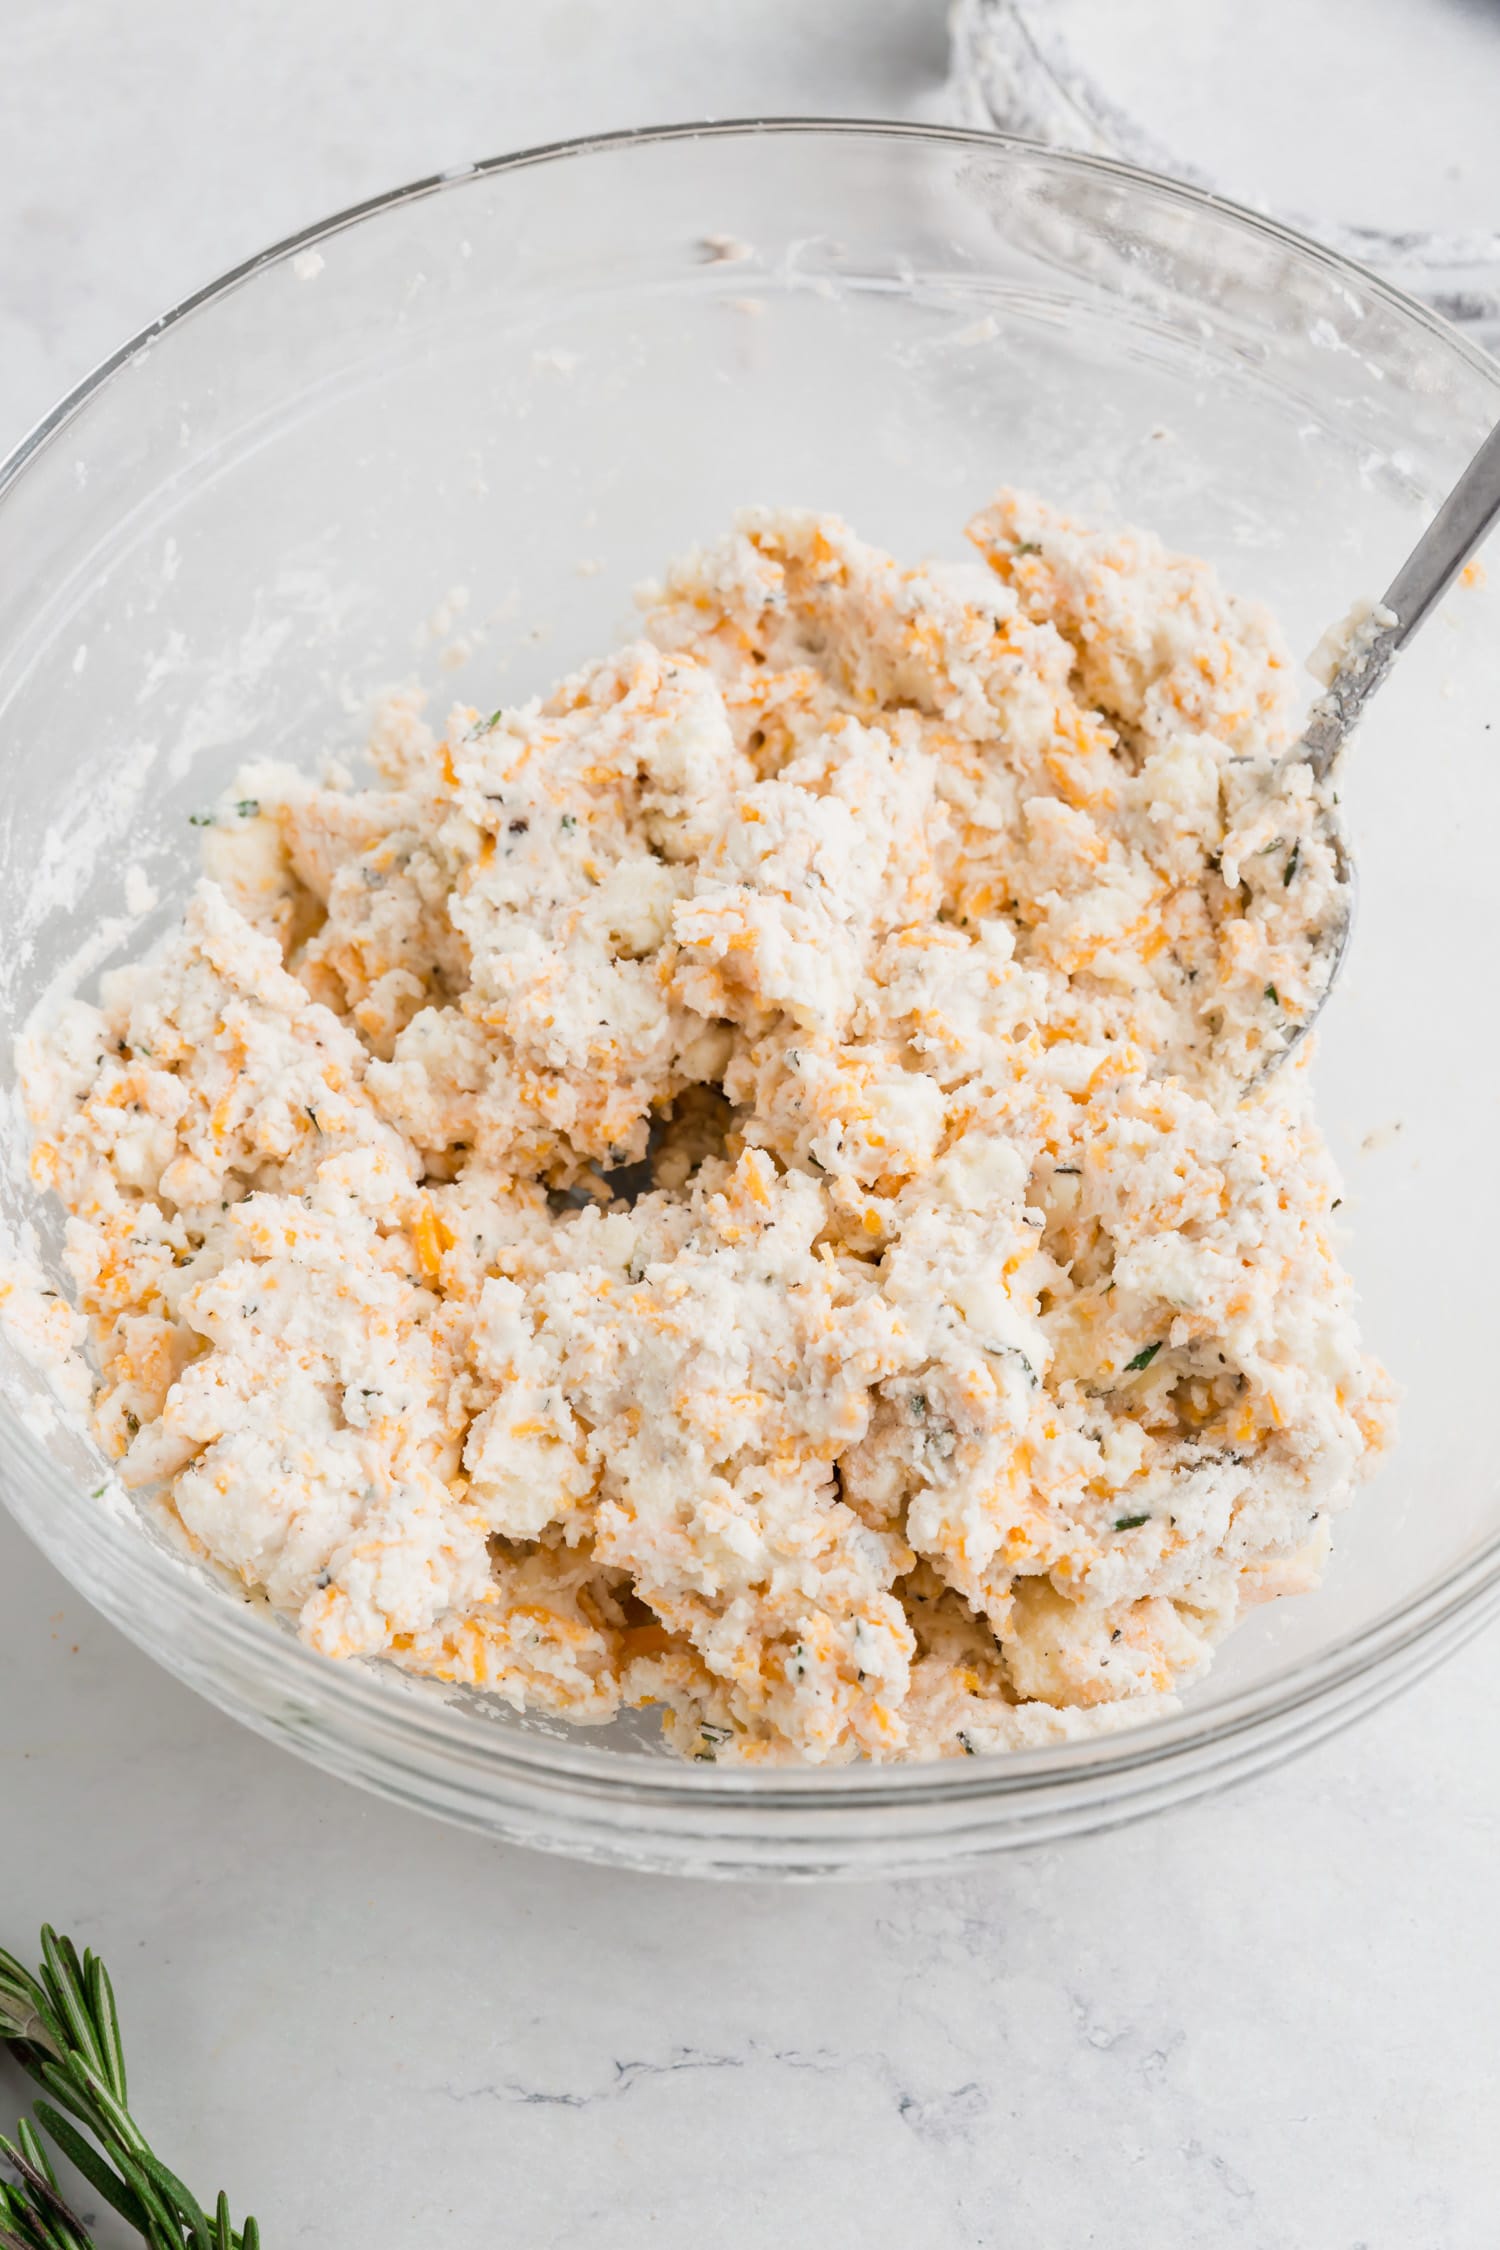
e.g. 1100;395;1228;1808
21;494;1392;1764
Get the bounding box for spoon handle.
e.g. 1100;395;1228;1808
1298;412;1500;781
1382;413;1500;646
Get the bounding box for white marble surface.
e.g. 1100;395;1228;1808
2;5;1499;2243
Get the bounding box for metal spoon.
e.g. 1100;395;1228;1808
1259;413;1500;1082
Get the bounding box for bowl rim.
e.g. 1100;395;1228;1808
4;115;1500;1814
5;114;1499;510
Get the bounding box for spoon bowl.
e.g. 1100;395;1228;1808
1254;412;1500;1088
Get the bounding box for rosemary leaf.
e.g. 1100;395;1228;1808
22;2061;112;2152
138;2149;214;2246
79;2130;180;2247
27;2108;148;2237
38;1939;104;2088
81;1958;127;2108
71;2063;146;2160
12;2126;57;2196
16;2070;98;2146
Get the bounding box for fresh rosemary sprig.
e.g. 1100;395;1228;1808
0;1929;260;2250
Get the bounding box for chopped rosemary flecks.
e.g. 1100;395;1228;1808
957;1731;978;1755
1265;983;1279;1005
187;812;214;827
1114;1512;1151;1531
1012;541;1042;557
1124;1340;1162;1373
234;799;260;819
0;1926;263;2250
1283;842;1300;886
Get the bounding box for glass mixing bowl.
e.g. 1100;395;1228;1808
3;122;1498;1879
